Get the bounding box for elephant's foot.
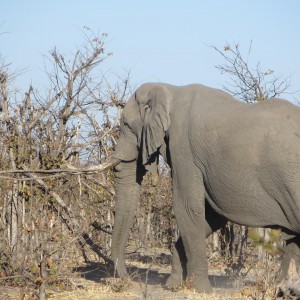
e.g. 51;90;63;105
187;276;212;293
165;272;183;287
165;274;212;293
114;261;129;279
116;268;129;279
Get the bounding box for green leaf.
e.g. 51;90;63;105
268;229;281;243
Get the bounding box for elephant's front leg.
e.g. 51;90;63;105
166;203;228;288
172;165;212;293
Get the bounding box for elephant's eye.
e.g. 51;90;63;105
145;100;151;110
124;121;131;130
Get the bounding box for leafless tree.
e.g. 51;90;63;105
0;28;130;299
212;41;292;102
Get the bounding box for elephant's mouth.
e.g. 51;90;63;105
144;152;160;187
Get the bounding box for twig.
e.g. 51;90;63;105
23;166;113;264
23;166;80;226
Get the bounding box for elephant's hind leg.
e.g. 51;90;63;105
280;235;300;281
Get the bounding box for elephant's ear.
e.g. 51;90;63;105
140;85;171;165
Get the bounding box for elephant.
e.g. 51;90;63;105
110;82;300;293
277;253;300;299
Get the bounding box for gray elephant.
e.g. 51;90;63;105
110;82;300;293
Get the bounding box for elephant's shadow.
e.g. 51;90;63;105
73;253;250;289
73;252;170;286
73;261;165;286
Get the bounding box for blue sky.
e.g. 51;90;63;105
1;1;300;101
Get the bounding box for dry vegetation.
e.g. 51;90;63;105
0;35;292;299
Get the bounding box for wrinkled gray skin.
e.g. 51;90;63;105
111;83;300;293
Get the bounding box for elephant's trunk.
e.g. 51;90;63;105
111;160;144;278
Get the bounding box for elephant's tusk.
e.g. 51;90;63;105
65;158;121;173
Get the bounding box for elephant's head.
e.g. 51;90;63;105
111;83;172;277
113;83;172;164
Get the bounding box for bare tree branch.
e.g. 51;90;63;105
211;41;294;102
0;159;120;177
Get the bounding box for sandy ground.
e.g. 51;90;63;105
0;252;278;299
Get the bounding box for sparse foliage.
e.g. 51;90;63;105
0;28;177;300
0;28;129;299
212;41;292;102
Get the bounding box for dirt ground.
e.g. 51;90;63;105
0;251;278;300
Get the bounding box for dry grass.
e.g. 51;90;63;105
48;284;135;300
0;248;280;300
46;252;278;299
46;287;266;300
0;277;277;300
47;287;238;300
